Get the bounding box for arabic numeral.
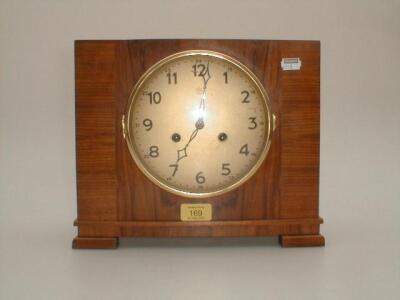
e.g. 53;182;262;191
223;71;228;84
195;172;206;184
192;63;206;77
149;145;159;157
241;90;250;103
248;117;257;129
142;118;153;131
167;71;177;84
239;144;249;156
221;163;231;176
147;91;161;104
169;164;178;177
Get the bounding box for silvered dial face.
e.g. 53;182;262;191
125;51;272;198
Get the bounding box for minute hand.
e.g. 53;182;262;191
174;62;211;164
198;61;211;118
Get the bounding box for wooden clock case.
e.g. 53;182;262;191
73;39;324;249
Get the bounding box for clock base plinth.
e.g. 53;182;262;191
73;218;324;248
72;237;119;249
279;234;325;247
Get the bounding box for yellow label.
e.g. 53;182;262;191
180;203;212;221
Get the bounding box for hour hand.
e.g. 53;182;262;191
175;117;204;164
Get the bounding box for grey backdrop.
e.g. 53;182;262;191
1;1;399;299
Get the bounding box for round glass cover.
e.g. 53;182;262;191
124;50;273;198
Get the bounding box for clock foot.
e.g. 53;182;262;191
279;234;325;247
72;236;119;249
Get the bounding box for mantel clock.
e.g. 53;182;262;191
73;39;324;249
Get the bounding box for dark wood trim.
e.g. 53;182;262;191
74;218;323;238
279;234;325;247
72;237;119;249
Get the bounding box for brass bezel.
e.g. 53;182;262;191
124;50;274;198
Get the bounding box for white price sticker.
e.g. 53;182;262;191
281;58;302;71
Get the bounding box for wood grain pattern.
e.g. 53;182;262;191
279;234;325;247
75;41;118;222
75;218;322;238
72;237;119;249
73;39;323;248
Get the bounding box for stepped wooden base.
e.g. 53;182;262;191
72;218;324;249
279;234;325;247
72;237;119;249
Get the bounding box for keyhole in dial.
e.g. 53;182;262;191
218;132;228;142
171;133;181;142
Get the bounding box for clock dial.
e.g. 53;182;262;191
125;50;273;197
